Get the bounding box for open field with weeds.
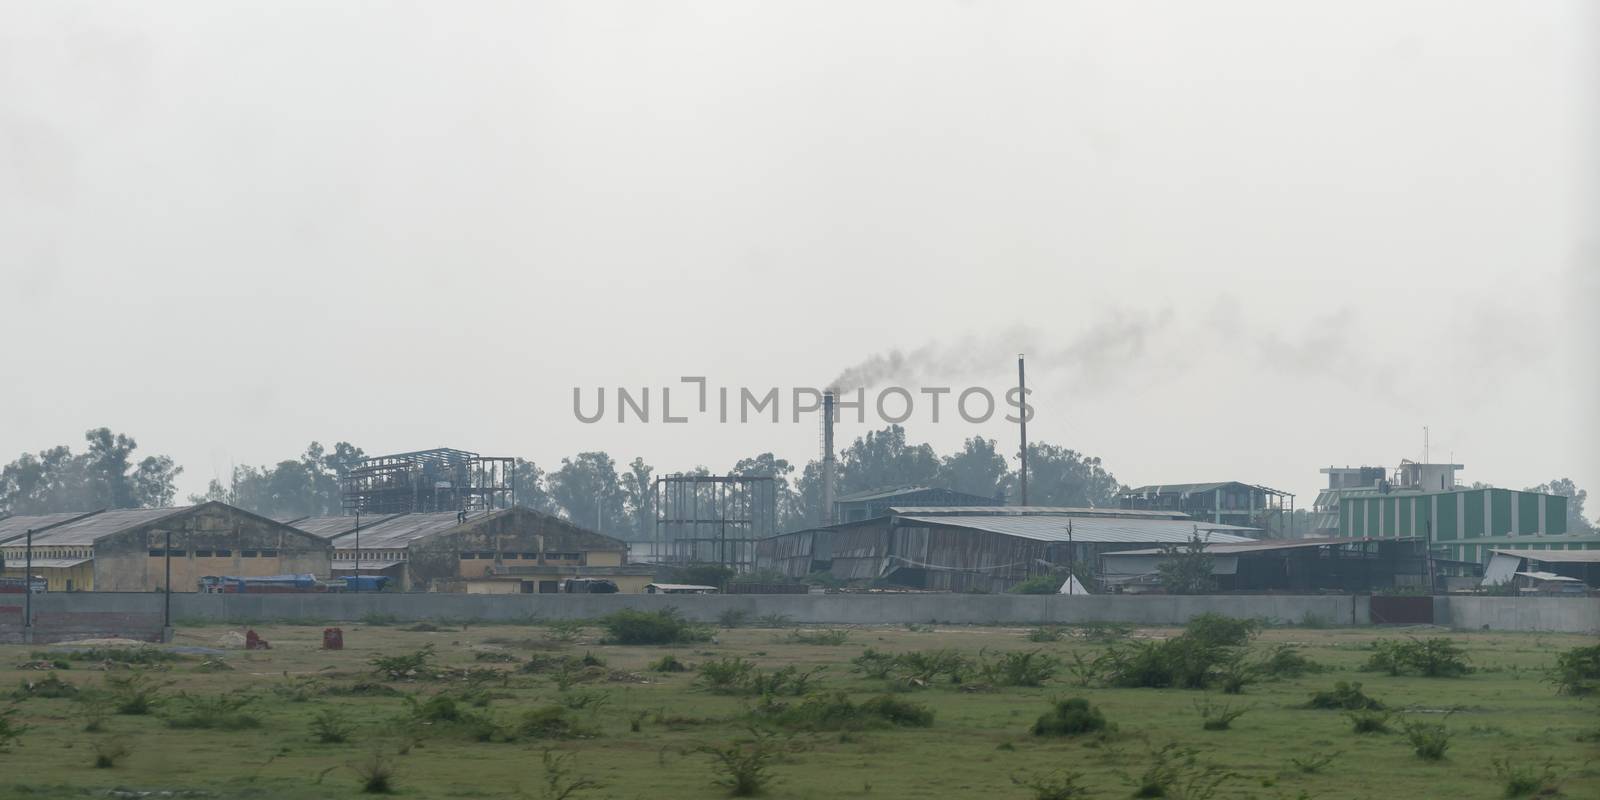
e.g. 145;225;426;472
1;614;1596;799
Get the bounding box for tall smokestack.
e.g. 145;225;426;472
1017;354;1028;506
822;389;836;525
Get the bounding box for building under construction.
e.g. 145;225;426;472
653;474;777;571
341;448;514;515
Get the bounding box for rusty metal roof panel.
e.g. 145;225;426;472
291;514;403;539
0;512;103;545
895;515;1256;544
21;507;193;546
329;510;503;550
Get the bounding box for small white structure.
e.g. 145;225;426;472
1058;575;1090;595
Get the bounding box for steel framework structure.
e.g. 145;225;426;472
653;474;777;571
341;448;514;515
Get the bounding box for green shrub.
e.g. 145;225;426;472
515;706;587;739
1183;614;1262;648
1257;644;1321;678
1010;573;1066;594
322;681;402;697
1130;743;1232;800
12;673;79;700
649;655;689;673
1030;697;1108;737
783;629;850;646
768;692;933;731
598;608;711;645
718;609;752;629
1492;758;1562;798
1306;681;1385;711
1193;698;1250;731
546;619;587;643
697;657;758;694
1289;751;1339;774
1011;770;1090;800
894;650;969;687
312;708;355;743
35;647;179;666
753;613;794;629
747;665;825;697
700;731;777;797
535;749;603;799
1344;708;1394;734
1024;626;1065;643
353;752;396;793
850;648;897;679
1401;718;1453;760
370;646;437;681
92;738;129;768
0;705;28;751
1364;638;1470;678
163;692;260;730
473;651;518;663
976;650;1060;687
1099;636;1228;690
105;673;166;715
1546;643;1600;696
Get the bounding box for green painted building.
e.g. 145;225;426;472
1339;488;1600;564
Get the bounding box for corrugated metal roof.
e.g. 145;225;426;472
0;512;102;545
896;515;1256;544
5;556;92;569
1101;536;1414;556
1122;482;1291;497
888;506;1191;520
292;514;403;539
835;485;934;502
1489;548;1600;564
329;510;500;550
19;507;193;546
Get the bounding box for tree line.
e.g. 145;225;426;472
2;426;1592;541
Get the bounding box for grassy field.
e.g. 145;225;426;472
1;617;1595;799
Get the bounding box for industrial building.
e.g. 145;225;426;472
1481;548;1600;591
1100;537;1430;593
341;447;515;514
286;505;652;593
1311;460;1465;535
0;503;332;592
1338;486;1600;564
831;485;1003;523
754;506;1255;593
1117;482;1294;538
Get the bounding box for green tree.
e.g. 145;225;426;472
547;452;625;534
1;429;182;514
512;458;557;514
619;457;655;541
730;452;801;531
1020;443;1123;508
937;436;1010;501
1157;530;1216;595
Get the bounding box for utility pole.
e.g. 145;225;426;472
22;528;33;644
353;511;361;593
1018;354;1029;506
162;528;173;642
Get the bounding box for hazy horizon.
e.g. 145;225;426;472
3;1;1596;511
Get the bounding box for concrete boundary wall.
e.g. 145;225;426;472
5;592;1367;628
1439;596;1600;634
4;594;1596;634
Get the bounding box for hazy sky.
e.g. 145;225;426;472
2;2;1596;509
